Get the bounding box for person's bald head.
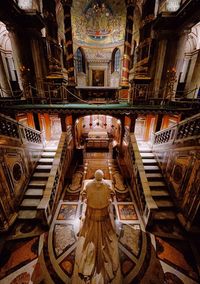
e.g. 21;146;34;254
94;169;104;181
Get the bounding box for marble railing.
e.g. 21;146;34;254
127;133;158;227
38;128;74;225
0;113;43;144
153;113;200;147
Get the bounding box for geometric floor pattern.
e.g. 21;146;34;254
0;154;199;283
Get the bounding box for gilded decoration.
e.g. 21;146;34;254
71;0;126;47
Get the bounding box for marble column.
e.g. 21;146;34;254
33;113;41;131
121;0;134;87
44;113;51;140
173;30;189;98
43;0;62;74
30;33;45;97
62;0;75;85
0;52;11;97
155;114;163;132
153;38;167;98
130;114;137;132
59;113;67;132
6;25;28;96
120;116;125;147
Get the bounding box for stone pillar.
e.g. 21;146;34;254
30;34;45;97
0;52;11;97
121;0;134;87
120;116;125;147
130;114;137;132
155;114;163;132
59;113;67;132
33;113;41;131
185;50;199;96
144;115;152;141
153;38;167;98
27;113;35;129
43;0;62;74
44;113;51;140
6;25;28;96
62;0;75;85
173;30;189;97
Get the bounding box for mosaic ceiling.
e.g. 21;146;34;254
71;0;126;47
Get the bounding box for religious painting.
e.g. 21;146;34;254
92;70;104;86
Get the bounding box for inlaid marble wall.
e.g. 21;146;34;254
153;146;200;231
0;136;43;231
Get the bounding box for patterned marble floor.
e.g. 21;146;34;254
0;154;199;284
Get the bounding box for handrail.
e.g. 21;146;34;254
1;81;200;108
37;128;74;225
127;133;158;227
153;113;200;146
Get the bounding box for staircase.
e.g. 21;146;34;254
18;147;57;221
138;142;184;237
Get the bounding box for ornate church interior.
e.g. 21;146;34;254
0;0;200;283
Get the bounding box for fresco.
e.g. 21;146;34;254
71;0;126;47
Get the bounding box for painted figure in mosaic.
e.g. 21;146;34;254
72;169;121;284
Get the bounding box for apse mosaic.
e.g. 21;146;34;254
71;0;126;46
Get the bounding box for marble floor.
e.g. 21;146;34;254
0;151;199;284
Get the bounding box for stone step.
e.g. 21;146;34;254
38;158;54;164
32;172;49;178
20;198;41;209
139;150;152;153
140;152;154;158
151;190;169;197
149;181;166;187
142;159;157;164
44;147;57;152
29;180;46;187
41;152;56;158
155;199;174;208
153;210;176;221
146;173;163;179
144;165;160;171
36;165;52;171
24;189;43;198
18;210;37;220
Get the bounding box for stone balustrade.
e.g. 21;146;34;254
38;128;74;225
153;113;200;147
126;133;158;227
0;113;43;144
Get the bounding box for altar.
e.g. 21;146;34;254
76;86;120;103
86;130;109;149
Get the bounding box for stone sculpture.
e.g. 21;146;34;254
72;169;121;284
